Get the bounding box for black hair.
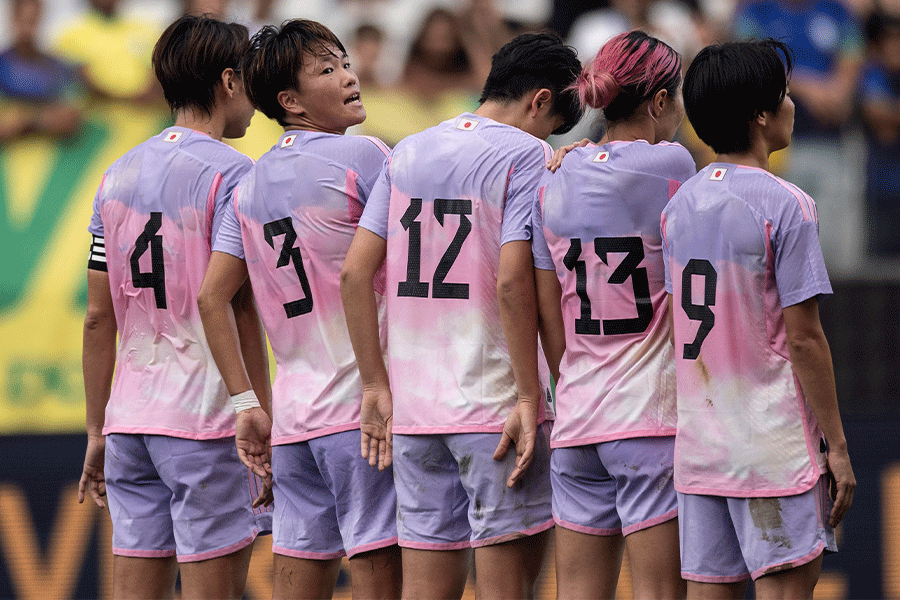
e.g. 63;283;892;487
243;19;346;126
153;14;249;115
478;32;584;135
865;9;900;44
684;38;793;154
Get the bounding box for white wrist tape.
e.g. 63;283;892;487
231;390;261;413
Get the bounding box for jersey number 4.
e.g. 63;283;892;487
563;236;652;335
130;212;167;309
680;258;717;359
264;217;314;318
397;198;471;300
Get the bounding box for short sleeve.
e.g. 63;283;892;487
773;220;833;307
211;190;245;260
87;174;106;237
501;143;547;245
358;156;392;239
354;137;391;205
532;186;554;271
209;157;252;250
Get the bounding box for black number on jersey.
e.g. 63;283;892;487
562;236;652;335
130;212;166;309
263;217;313;318
397;198;472;300
680;258;717;360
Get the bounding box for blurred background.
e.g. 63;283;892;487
0;0;896;597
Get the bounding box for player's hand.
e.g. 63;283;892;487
826;446;855;527
493;398;539;488
252;477;274;508
360;382;393;471
78;434;107;509
235;407;272;481
547;138;592;172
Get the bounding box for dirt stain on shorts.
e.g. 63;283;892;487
748;497;793;549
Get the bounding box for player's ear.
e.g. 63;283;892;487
220;68;237;99
278;88;304;117
529;88;553;118
650;88;668;119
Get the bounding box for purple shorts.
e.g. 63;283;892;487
678;476;837;582
551;436;677;536
104;434;259;562
271;429;398;559
392;423;554;550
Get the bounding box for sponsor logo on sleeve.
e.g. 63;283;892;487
456;118;479;131
592;150;610;163
281;135;297;148
163;131;183;143
710;167;727;181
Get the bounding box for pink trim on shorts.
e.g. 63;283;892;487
393;418;548;436
470;518;555;548
346;536;400;558
750;542;825;581
102;426;235;440
399;539;473;551
177;530;259;563
554;515;621;537
272;422;361;446
273;545;347;560
674;473;819;498
682;571;750;584
551;428;676;448
621;507;678;536
112;547;177;559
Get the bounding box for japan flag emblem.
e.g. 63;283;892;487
164;131;183;143
592;150;610;163
710;168;727;181
281;135;297;148
456;118;479;131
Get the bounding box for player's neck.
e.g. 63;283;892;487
715;149;769;171
175;109;227;141
601;118;657;145
474;99;529;130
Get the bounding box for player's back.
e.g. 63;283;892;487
378;113;552;434
91;127;252;438
662;163;830;496
537;140;695;447
230;131;390;444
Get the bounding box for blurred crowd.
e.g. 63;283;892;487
1;0;899;269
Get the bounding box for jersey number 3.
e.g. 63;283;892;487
264;217;314;318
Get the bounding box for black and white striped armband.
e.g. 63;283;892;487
87;235;107;271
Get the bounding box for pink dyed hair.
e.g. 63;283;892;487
576;30;682;116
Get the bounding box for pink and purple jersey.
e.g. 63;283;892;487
358;113;554;434
88;126;253;439
533;141;695;448
661;163;833;497
213;131;390;445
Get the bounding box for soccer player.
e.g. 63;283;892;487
340;33;582;599
529;30;693;599
661;39;856;599
78;15;271;600
196;20;401;600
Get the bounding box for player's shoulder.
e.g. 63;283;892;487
159;128;253;173
616;140;696;179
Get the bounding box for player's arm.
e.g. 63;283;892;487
79;267;116;508
340;227;392;470
198;251;272;479
783;297;855;526
535;267;564;382
495;240;541;487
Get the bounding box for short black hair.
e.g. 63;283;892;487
478;32;583;135
153;15;249;115
243;19;346;126
684;38;793;154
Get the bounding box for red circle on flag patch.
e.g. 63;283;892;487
600;153;607;159
715;170;722;177
169;134;177;140
464;122;471;128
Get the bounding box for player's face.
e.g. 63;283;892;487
766;89;795;152
294;45;365;134
222;75;255;139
